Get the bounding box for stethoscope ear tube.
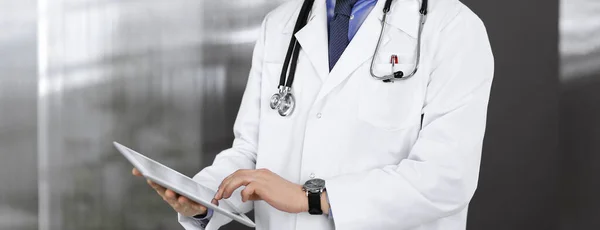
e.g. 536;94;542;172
370;0;428;83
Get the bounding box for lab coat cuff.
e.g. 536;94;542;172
194;209;214;221
326;192;333;220
193;209;213;228
178;212;207;230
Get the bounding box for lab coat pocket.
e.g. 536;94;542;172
358;63;419;131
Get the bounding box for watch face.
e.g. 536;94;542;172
304;179;325;192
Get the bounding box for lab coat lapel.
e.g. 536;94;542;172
314;0;420;103
314;0;389;103
292;0;329;82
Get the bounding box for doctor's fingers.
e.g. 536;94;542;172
219;169;254;190
132;168;142;177
177;196;207;213
216;170;255;199
163;189;181;203
241;184;262;202
147;180;167;196
168;195;207;217
163;189;185;209
218;175;261;200
217;169;272;196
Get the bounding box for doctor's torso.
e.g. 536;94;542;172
216;0;488;229
257;0;428;183
256;0;425;229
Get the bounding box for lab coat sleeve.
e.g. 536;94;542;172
325;8;495;230
178;14;269;230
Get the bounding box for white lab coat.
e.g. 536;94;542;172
179;0;494;229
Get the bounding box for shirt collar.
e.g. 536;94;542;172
283;0;421;39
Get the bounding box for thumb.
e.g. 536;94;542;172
241;185;256;202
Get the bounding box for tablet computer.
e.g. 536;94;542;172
113;142;255;228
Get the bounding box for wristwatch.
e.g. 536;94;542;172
302;178;326;215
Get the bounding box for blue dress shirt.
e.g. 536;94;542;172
195;0;378;225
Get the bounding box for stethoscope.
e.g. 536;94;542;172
271;0;429;117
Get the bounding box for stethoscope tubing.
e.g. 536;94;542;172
270;0;314;117
272;0;429;117
369;0;428;82
278;0;315;88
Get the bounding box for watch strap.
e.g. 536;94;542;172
307;191;323;215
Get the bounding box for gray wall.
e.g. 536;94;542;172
462;0;562;229
560;76;600;230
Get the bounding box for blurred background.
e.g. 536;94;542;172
0;0;597;230
559;0;600;229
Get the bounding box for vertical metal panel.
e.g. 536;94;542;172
0;0;38;230
38;0;285;229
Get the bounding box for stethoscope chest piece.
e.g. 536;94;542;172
270;86;296;117
269;92;283;110
278;92;295;117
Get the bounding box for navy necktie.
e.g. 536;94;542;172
328;0;358;71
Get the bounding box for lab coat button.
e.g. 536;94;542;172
309;173;315;179
316;113;322;119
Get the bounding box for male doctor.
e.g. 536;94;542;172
133;0;494;229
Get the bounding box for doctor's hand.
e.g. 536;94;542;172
214;169;309;214
132;168;215;217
